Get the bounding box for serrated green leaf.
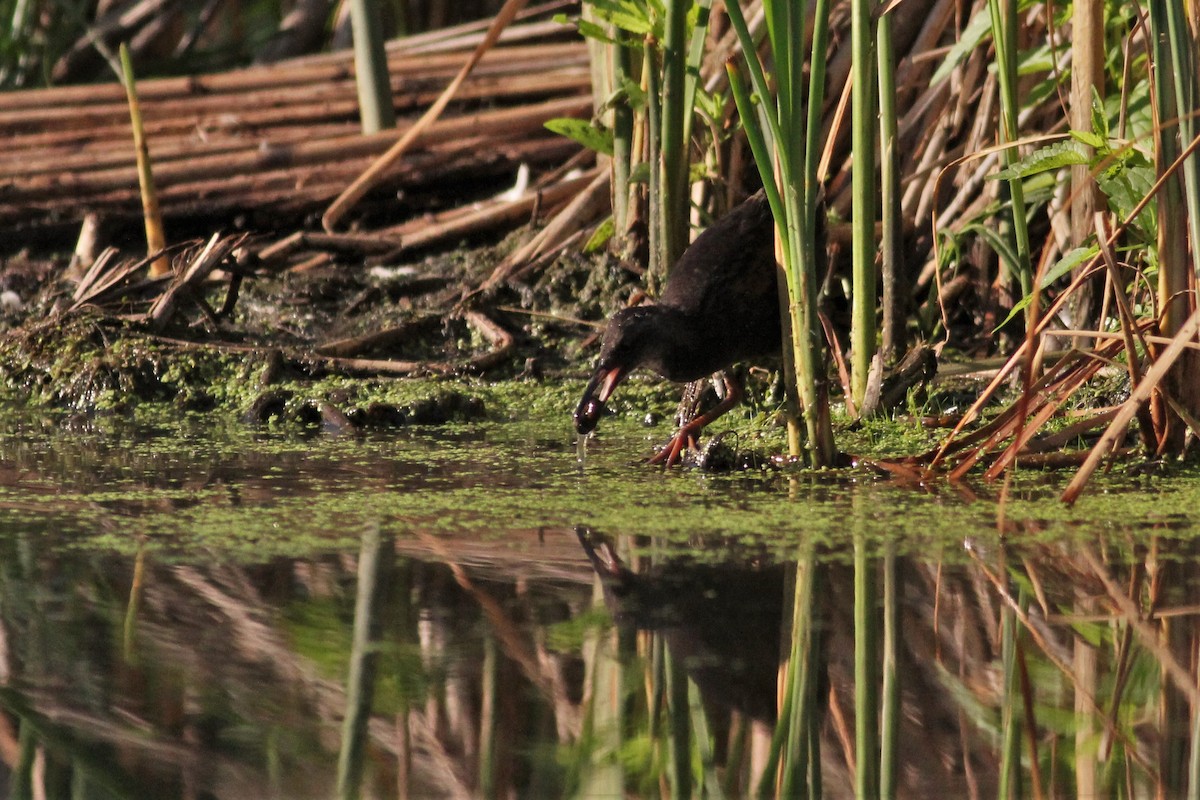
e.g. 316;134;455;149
588;0;656;35
1099;164;1156;237
572;17;616;44
991;139;1088;181
1069;129;1106;150
544;118;614;156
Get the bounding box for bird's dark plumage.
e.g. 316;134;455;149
575;190;797;463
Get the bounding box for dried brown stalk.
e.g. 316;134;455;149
1062;308;1200;504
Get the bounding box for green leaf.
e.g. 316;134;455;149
993;293;1031;333
1090;85;1108;141
544;118;614;156
1069;130;1106;151
990;245;1098;334
587;0;656;35
1016;42;1056;76
1041;245;1098;289
931;8;994;86
1098;150;1156;236
964;222;1021;280
687;161;710;183
555;15;615;44
584;216;615;253
991;139;1088;181
619;76;647;110
627;161;652;184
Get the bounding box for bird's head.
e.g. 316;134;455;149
574;306;662;435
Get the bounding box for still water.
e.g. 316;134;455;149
2;409;1199;798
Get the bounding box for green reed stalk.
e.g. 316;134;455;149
584;4;633;235
660;0;689;280
681;0;713;153
1146;0;1200;455
877;7;903;365
1161;0;1200;282
806;0;831;191
576;577;626;796
122;543;145;663
119;44;171;279
849;0;877;407
646;42;665;293
349;0;396;133
1150;0;1197;338
1073;593;1098;799
726;0;836;467
756;562;797;797
610;40;634;235
987;0;1034;315
997;577;1028;800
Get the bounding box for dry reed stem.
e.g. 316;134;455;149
1062;307;1200;504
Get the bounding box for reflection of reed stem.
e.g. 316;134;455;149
122;541;147;664
762;544;821;798
336;524;392;800
854;522;879;797
880;542;899;798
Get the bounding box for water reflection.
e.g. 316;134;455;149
3;418;1200;797
576;526;783;724
0;526;593;798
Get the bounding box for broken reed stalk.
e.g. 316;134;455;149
119;43;170;279
379;169;597;252
0;40;587;135
8;94;589;204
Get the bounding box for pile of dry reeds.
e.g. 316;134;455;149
1;4;592;265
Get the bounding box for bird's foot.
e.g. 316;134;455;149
647;422;705;467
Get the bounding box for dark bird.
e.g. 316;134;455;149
574;190;788;465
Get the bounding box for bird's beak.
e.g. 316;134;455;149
574;365;625;434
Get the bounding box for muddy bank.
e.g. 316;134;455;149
0;234;666;428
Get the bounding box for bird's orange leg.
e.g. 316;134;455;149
648;374;744;467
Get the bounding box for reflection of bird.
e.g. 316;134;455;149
575;526;784;723
574;190;793;465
